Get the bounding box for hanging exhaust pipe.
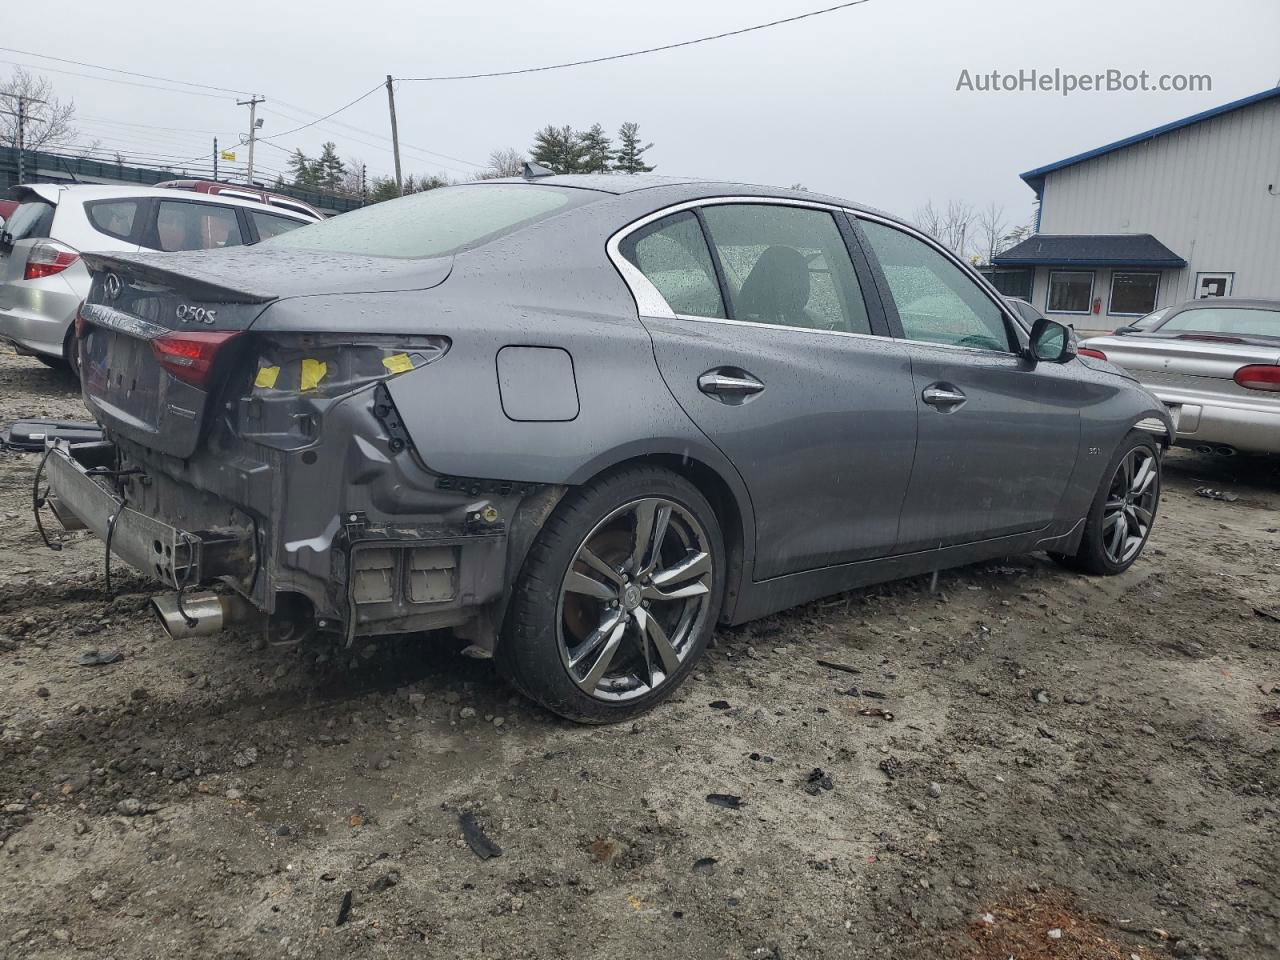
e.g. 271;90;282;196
151;590;264;639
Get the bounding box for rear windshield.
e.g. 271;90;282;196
1158;306;1280;337
2;200;55;243
263;184;594;258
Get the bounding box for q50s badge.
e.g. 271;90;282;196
176;304;217;325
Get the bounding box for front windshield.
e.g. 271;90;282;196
263;183;596;258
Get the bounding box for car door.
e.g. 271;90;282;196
616;200;918;580
854;215;1085;552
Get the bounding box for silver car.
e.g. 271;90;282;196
43;174;1172;722
1081;298;1280;455
0;184;316;374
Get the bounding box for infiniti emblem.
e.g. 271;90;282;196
103;273;123;300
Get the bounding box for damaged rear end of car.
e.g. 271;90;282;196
44;245;562;649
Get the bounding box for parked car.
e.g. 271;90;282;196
154;180;324;221
0;184;319;374
1005;296;1046;326
1081;298;1280;455
45;174;1172;722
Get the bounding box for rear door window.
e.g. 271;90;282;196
859;219;1012;352
249;211;307;242
155;201;244;251
85;199;142;241
618;211;725;318
700;204;872;334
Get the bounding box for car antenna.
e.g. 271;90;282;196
521;161;555;179
57;154;81;184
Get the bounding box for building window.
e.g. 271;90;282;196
1109;272;1159;315
1046;270;1094;314
987;268;1033;300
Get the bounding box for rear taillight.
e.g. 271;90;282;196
1233;364;1280;392
24;239;80;280
152;331;240;388
1077;347;1108;361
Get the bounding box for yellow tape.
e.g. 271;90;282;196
382;353;414;374
300;358;328;391
254;365;280;389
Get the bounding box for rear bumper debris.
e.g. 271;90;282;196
43;440;254;589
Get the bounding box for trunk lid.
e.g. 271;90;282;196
1099;334;1280;402
78;248;452;459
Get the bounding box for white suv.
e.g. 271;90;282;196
0;184;320;374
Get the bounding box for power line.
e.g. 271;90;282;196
260;83;385;140
399;0;874;81
0;46;254;96
0;58;230;100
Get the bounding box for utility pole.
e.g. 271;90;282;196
385;75;402;196
237;95;265;186
361;162;368;204
213;137;218;182
1;92;46;185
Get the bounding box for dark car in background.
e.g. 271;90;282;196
44;174;1172;722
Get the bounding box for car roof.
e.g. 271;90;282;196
1168;297;1280;311
15;183;316;221
468;173;895;220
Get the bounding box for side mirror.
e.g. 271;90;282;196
1028;317;1076;364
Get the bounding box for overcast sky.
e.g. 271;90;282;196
10;0;1280;227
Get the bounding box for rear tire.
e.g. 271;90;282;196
63;325;81;379
497;466;725;724
1051;429;1161;575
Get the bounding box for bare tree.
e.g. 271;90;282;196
339;156;366;197
0;68;80;152
940;200;976;258
914;199;978;257
975;203;1008;267
913;200;944;241
476;147;526;180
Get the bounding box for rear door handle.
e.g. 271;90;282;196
922;383;967;409
698;368;765;402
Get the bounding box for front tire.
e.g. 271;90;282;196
1052;429;1161;575
498;466;725;723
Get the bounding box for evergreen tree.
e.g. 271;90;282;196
288;148;318;188
529;125;584;173
315;142;347;192
578;124;613;173
612;122;654;174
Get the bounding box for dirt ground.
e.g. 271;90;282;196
0;347;1276;960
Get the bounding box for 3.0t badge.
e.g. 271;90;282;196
176;304;217;325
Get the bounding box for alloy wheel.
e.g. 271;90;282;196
1101;447;1158;565
556;497;713;701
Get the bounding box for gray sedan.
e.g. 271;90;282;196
45;173;1172;722
1081;298;1280;455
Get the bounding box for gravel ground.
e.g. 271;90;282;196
0;347;1277;960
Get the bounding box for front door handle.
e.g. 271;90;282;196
698;368;765;402
922;383;967;409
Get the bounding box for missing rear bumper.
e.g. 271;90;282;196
42;440;255;588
